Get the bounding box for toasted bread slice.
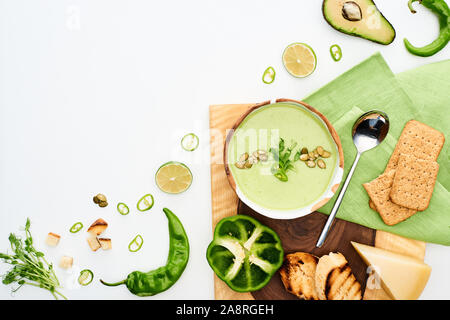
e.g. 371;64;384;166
87;218;108;236
315;252;361;300
280;252;319;300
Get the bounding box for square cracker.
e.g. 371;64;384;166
386;120;445;171
390;154;439;211
363;170;417;226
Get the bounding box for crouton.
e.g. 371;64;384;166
59;256;73;269
45;232;61;247
98;238;112;250
87;218;108;236
87;236;101;252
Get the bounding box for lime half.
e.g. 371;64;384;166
282;43;317;78
155;161;192;194
181;133;199;151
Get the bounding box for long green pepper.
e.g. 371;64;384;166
404;0;450;57
100;208;189;296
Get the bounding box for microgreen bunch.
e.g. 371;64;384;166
0;219;66;299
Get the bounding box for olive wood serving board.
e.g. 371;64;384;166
209;102;426;301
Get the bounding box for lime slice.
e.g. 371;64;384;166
137;194;154;212
155;161;192;194
181;133;199;151
282;43;317;78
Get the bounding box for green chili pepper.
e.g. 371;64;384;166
78;269;94;286
206;215;284;292
136;194;154;212
262;66;276;84
404;0;450;57
100;208;189;296
330;44;342;61
128;234;144;252
117;202;130;215
69;222;83;233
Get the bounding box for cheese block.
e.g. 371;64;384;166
351;242;431;300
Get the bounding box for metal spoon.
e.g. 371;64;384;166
316;110;390;247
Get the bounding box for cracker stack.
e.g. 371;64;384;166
363;120;445;226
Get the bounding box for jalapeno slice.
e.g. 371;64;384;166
128;234;144;252
181;133;199;151
262;66;276;84
206;215;284;292
69;222;83;233
78;269;94;286
137;194;154;212
117;202;130;215
330;44;342;62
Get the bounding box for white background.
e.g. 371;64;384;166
0;0;449;300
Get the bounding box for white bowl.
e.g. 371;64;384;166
224;98;344;220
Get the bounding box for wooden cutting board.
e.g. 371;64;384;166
239;201;375;300
209;102;426;300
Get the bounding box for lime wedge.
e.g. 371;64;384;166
181;133;199;151
282;43;317;78
155;161;192;194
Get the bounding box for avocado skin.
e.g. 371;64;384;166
322;0;396;45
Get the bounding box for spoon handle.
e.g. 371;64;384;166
316;152;362;248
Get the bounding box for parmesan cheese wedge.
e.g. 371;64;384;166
351;242;431;300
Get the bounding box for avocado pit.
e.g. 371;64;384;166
342;1;362;21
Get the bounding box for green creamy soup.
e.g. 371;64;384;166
228;103;337;210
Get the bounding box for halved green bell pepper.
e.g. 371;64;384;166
206;215;284;292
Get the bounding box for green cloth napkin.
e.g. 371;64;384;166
396;60;450;191
303;53;450;246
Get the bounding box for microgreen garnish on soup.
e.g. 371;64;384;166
270;138;298;182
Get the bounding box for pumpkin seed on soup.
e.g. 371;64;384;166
300;154;309;161
244;161;253;169
306;160;316;168
317;146;324;156
235;161;246;169
317;159;326;169
239;153;249;162
322;150;331;158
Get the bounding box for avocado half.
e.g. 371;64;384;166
323;0;396;45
